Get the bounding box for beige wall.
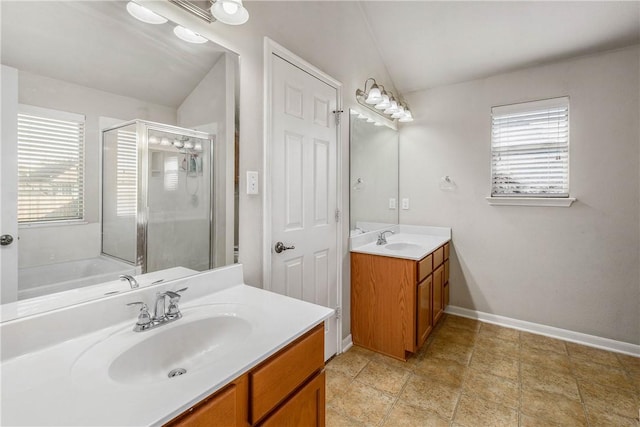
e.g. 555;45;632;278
146;2;639;345
400;46;640;344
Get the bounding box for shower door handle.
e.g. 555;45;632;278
0;234;14;246
274;242;295;253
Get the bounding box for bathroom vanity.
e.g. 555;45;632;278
167;325;325;426
0;265;332;426
350;226;451;361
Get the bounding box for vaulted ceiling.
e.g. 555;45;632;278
359;1;640;94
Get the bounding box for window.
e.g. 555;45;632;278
17;105;85;223
490;97;572;205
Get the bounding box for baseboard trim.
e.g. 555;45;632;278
445;305;640;357
341;334;353;354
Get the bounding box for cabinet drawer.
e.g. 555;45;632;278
417;254;433;283
259;371;325;427
433;247;444;268
444;243;450;260
250;325;324;424
167;383;237;427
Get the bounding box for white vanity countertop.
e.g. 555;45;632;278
350;224;451;260
1;267;334;426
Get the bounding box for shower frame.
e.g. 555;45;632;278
100;119;215;273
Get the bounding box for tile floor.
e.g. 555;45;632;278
325;314;640;427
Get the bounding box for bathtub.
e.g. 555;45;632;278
18;256;137;300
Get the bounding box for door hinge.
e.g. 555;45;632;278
335;306;341;320
332;109;343;125
335;208;340;222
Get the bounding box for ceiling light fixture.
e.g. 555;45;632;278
173;25;208;44
210;0;249;25
355;77;414;123
126;1;168;24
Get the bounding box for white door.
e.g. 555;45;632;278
0;65;19;303
269;54;339;360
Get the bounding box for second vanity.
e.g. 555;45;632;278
1;265;333;426
350;225;451;361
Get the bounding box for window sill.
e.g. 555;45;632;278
19;220;89;229
485;197;576;207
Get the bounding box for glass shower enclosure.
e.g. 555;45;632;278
102;120;213;274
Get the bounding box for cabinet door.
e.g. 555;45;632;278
167;384;237;427
416;275;433;348
433;265;445;325
165;376;249;427
260;371;325;427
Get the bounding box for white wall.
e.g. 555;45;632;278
15;71;176;268
400;46;640;345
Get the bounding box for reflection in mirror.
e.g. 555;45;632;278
0;1;239;315
349;109;399;236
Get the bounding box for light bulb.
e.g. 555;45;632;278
194;142;203;151
365;84;382;104
357;114;367;119
160;137;171;146
184;141;194;149
222;1;239;14
392;106;405;119
126;2;168;25
173;139;184;148
375;94;390;110
211;0;249;25
366;118;375;123
373;122;384;127
399;110;414;122
148;135;159;144
173;25;208;44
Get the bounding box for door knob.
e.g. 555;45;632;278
0;234;14;246
274;241;295;253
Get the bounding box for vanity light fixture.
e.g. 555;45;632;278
210;0;249;25
126;1;168;24
355;77;414;122
173;25;208;44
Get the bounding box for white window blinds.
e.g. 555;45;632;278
491;97;569;198
17;106;85;223
116;130;137;217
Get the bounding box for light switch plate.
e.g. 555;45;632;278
389;198;397;209
401;198;409;210
247;171;259;195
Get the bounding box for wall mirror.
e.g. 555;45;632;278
0;0;239;318
349;109;399;235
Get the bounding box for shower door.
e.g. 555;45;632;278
144;124;213;273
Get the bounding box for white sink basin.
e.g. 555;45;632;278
109;316;251;384
385;243;424;251
72;304;256;386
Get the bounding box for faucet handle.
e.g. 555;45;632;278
165;288;188;318
127;302;152;328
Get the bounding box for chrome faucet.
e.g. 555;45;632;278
377;230;395;245
153;289;184;322
127;287;187;332
119;274;139;289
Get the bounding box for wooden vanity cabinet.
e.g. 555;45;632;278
167;376;249;427
352;242;451;361
165;325;325;427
